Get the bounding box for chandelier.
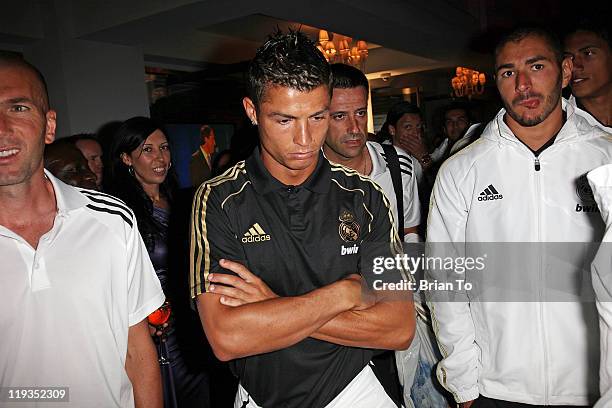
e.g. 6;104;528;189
451;66;486;99
316;30;368;70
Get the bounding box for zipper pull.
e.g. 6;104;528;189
534;157;540;171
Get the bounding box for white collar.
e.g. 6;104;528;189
43;169;89;215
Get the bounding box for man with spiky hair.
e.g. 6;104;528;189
190;32;414;408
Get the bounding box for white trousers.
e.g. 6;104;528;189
234;364;397;408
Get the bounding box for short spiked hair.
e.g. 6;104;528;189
247;30;331;108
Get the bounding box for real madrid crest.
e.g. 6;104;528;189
576;175;595;204
339;210;360;242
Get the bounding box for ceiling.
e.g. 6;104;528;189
69;0;486;84
1;0;606;94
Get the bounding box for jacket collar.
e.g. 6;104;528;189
568;95;612;132
487;99;581;146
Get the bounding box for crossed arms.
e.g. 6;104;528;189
196;259;415;361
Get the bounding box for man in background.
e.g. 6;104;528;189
73;134;104;190
564;18;611;129
323;63;449;408
44;138;98;190
431;103;472;162
190;124;216;187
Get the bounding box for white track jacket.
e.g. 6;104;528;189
427;102;612;405
589;164;612;408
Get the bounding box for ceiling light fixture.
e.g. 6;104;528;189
451;66;486;99
317;30;368;71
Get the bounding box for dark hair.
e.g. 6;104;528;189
247;30;330;108
566;16;610;49
495;27;564;68
376;121;393;143
96;121;123;192
108;117;177;250
43;138;77;168
385;102;423;128
442;102;472;123
330;63;369;93
0;52;49;111
70;133;101;145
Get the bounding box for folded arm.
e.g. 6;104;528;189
208;260;413;351
199;260;373;361
310;294;415;350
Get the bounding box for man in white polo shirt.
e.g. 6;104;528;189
0;55;164;407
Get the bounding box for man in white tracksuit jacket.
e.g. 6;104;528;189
588;164;612;408
427;27;612;407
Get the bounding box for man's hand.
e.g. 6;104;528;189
208;259;278;306
342;274;376;311
208;260;374;312
197;262;366;359
398;135;432;170
459;400;475;408
400;135;427;157
148;322;169;337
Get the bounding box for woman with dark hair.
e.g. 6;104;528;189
109;117;210;408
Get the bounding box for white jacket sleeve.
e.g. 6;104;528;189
588;164;612;400
426;164;479;403
402;153;421;230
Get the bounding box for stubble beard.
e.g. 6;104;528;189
505;73;562;127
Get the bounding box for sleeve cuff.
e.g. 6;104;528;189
454;387;480;404
128;291;166;326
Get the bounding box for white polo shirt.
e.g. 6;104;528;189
0;172;165;407
366;142;421;233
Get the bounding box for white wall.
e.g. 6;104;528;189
59;39;149;135
15;0;150;138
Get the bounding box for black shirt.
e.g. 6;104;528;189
190;148;401;407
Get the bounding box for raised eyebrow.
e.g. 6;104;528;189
579;45;599;52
